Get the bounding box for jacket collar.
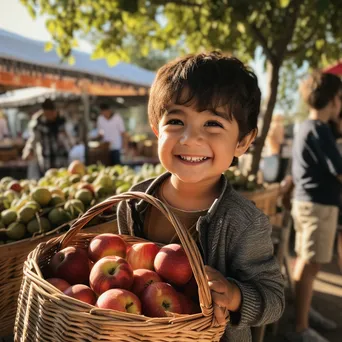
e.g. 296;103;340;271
134;172;232;219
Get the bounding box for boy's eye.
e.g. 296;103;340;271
205;120;223;128
166;119;183;125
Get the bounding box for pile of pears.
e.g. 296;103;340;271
223;166;264;192
0;160;166;245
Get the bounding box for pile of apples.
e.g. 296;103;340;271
45;233;200;317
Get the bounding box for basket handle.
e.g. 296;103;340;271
59;191;214;316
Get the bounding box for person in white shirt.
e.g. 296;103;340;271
0;111;9;140
97;103;125;165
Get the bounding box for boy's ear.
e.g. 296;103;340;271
234;129;258;157
151;125;159;137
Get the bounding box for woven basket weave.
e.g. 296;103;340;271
14;192;227;341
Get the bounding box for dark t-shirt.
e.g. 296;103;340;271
292;119;342;206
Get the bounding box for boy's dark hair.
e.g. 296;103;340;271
148;51;261;140
42;99;55;111
99;102;111;111
300;71;342;110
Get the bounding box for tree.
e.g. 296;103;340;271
21;0;342;174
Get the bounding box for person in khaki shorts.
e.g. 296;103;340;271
287;72;342;342
292;202;338;263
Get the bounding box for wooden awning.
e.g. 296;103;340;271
0;60;149;96
0;29;154;96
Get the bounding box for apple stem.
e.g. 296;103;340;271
162;301;170;310
108;268;116;275
126;303;133;311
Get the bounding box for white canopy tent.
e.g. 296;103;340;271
0;87;63;107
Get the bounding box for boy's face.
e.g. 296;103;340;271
156;103;255;185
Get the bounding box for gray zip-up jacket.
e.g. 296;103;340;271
117;172;285;342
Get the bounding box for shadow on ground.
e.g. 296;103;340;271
264;258;342;342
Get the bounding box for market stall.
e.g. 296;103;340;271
0;28;156;167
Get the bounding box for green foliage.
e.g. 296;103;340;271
20;0;342;70
277;60;308;115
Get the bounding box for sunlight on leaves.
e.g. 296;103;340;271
279;0;290;8
44;42;53;52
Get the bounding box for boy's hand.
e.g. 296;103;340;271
204;265;242;325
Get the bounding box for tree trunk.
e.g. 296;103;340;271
250;60;281;175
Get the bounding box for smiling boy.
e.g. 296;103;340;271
117;52;285;341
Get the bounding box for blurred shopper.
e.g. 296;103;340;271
0;110;9;139
22;99;72;175
97;102;125;165
287;72;342;342
329;110;342;273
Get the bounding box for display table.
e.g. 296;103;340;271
0;159;28;179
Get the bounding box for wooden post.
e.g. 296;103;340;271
81;81;90;165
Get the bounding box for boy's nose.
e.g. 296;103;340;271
179;126;203;145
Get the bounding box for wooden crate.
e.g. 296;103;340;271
0;220;118;337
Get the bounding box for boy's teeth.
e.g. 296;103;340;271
179;155;207;162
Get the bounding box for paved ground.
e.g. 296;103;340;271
264;258;342;342
2;259;341;342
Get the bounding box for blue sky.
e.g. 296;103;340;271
0;0;268;97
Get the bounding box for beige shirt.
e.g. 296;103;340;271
144;184;208;244
97;113;125;150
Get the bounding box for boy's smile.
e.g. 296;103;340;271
177;155;209;163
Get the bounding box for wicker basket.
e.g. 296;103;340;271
0;220;117;337
14;192;227;342
240;183;280;217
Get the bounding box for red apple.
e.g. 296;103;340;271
46;278;71;292
50;247;90;285
68;160;86;176
89;259;94;271
88;234;127;262
131;269;162;297
127;242;160;270
90;256;133;295
177;292;201;314
7;180;22;193
96;289;142;314
182;276;199;301
63;284;97;305
154;244;192;286
126;244;131;255
78;182;95;195
141;282;182;317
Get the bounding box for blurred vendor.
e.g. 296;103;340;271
0;110;9;140
97;102;126;165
